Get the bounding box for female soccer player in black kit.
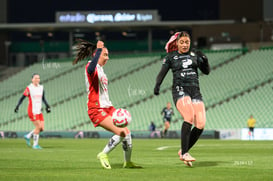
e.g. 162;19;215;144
161;102;174;137
154;31;210;167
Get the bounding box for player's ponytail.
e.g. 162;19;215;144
165;32;180;53
72;39;96;65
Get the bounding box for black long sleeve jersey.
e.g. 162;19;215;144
161;107;174;122
155;50;210;102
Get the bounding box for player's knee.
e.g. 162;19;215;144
196;124;205;129
196;120;206;129
36;125;43;132
184;114;194;124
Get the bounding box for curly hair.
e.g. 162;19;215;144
72;39;96;65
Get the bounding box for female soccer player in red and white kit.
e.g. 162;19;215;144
73;40;141;169
15;73;51;149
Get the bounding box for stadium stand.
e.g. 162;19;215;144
206;81;273;129
0;48;272;131
0;54;161;130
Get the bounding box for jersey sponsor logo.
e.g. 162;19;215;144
165;110;173;116
33;95;42;99
180;71;196;77
182;59;192;68
100;76;108;92
190;51;196;56
187;72;196;75
174;55;189;60
100;76;108;86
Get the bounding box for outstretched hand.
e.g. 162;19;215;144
14;107;19;113
97;41;104;49
195;50;206;58
46;106;51;113
154;86;160;96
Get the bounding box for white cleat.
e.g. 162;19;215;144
178;149;194;167
182;153;196;162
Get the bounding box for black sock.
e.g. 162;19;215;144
163;129;167;135
188;127;203;151
181;122;192;155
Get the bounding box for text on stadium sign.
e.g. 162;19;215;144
56;10;159;24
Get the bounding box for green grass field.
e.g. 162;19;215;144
0;138;272;181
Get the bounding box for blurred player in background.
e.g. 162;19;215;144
149;121;161;138
247;115;256;140
161;102;174;137
154;31;210;166
72;40;141;169
0;131;4;139
15;73;51;149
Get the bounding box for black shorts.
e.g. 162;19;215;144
249;127;254;132
172;86;203;105
163;117;171;123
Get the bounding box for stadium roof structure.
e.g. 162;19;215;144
0;20;235;32
0;20;236;54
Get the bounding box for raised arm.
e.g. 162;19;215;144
195;50;210;75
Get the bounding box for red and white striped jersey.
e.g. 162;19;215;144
23;83;44;114
85;61;112;109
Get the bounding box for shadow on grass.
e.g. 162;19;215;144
193;161;219;167
40;145;65;149
111;163;144;169
176;161;226;168
194;161;231;167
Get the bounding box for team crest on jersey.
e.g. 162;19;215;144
174;56;179;60
190;51;196;56
101;111;106;116
98;109;106;116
